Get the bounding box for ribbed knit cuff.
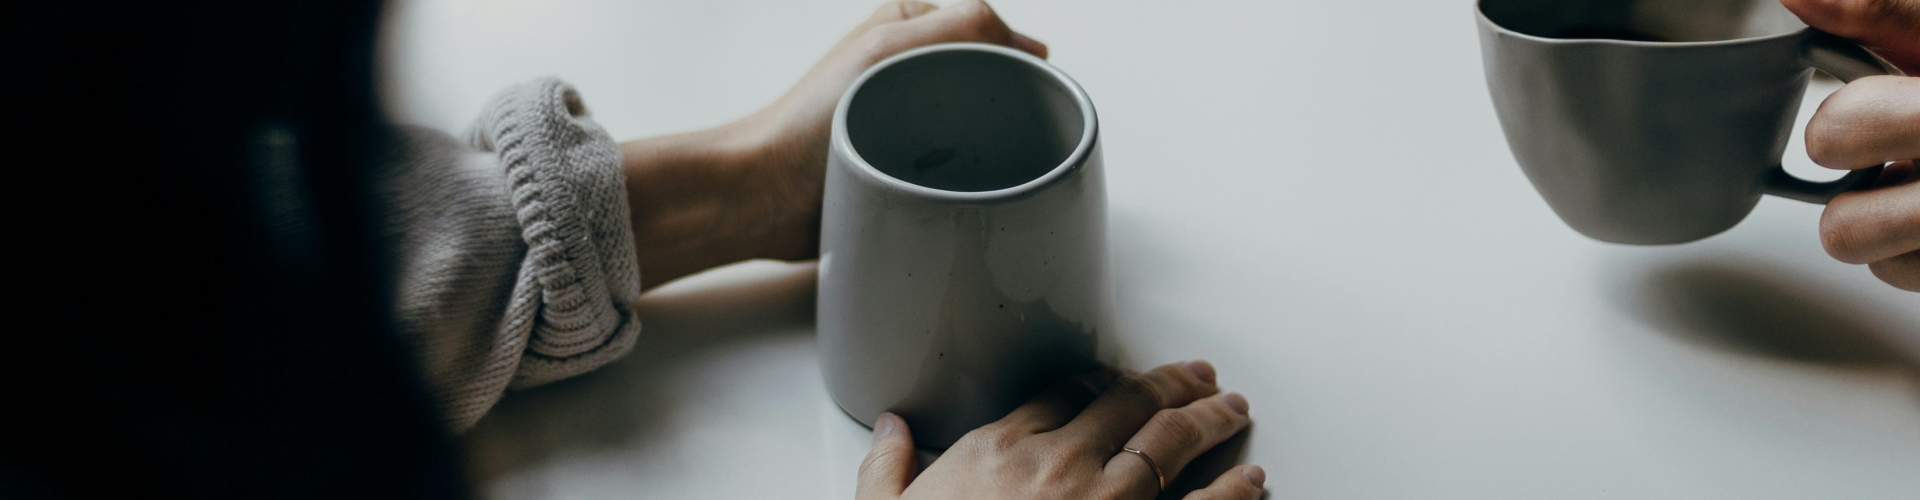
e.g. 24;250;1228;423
467;78;644;391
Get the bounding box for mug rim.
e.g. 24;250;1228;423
1474;0;1810;48
831;42;1099;203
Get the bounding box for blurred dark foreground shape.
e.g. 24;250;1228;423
2;1;467;497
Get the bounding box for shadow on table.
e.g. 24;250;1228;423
461;260;819;484
1613;257;1917;374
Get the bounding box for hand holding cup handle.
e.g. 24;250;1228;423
1764;29;1896;204
1785;0;1920;292
1477;0;1919;288
1480;0;1912;245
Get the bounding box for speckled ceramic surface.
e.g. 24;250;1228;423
817;43;1113;448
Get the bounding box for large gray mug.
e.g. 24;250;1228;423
817;43;1112;448
1477;0;1896;244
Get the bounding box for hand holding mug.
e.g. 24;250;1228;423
1783;0;1920;291
620;0;1046;288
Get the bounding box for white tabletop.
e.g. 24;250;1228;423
382;1;1920;498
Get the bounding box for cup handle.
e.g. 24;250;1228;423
1766;29;1898;204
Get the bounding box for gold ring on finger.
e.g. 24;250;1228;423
1119;447;1165;494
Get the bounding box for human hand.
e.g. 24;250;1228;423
856;361;1266;500
621;1;1045;288
1782;0;1920;291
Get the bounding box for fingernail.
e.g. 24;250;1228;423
1182;360;1216;384
1242;465;1266;487
1222;392;1250;415
872;413;899;444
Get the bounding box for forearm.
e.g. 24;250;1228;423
621;115;822;289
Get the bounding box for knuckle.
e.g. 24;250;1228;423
857;445;907;476
1056;445;1096;467
1153;366;1209;402
1111;374;1167;408
1034;446;1082;480
954;0;992;19
955;0;1006;33
870;1;922;22
974;419;1012;436
1809;77;1920;170
1154;408;1209;450
985;421;1033;443
1805;81;1886;168
961;424;1024;453
871;1;904;19
1169;364;1209;390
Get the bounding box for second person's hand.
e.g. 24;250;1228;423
1783;0;1920;291
857;361;1265;500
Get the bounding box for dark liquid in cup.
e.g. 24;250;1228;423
1549;26;1671;42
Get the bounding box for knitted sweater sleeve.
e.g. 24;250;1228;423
375;78;643;432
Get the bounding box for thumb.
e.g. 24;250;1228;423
855;413;918;500
1781;0;1920;73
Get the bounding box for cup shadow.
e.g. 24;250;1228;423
460;260;819;485
1618;258;1916;372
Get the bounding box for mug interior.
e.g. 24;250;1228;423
846;49;1086;192
1480;0;1805;42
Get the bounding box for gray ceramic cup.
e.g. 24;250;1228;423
1478;0;1896;245
817;43;1111;448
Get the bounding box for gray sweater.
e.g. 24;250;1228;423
377;78;642;432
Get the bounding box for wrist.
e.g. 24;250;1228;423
619;115;821;289
728;107;829;261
